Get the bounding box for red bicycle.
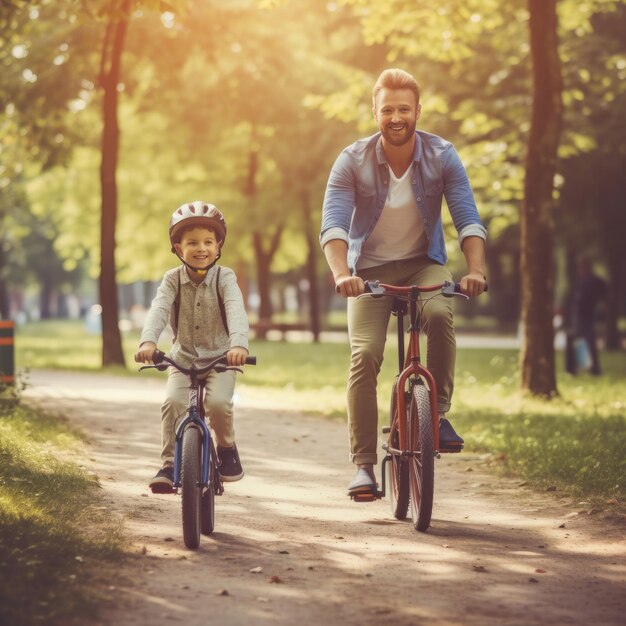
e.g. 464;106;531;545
353;280;478;532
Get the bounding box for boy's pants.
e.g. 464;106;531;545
160;368;237;468
347;257;455;466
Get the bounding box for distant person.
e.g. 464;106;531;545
134;202;249;492
320;68;487;497
572;257;607;375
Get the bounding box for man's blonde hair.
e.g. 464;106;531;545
372;68;420;108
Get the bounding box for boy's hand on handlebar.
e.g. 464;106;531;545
227;347;248;367
134;342;157;364
335;275;365;298
459;272;487;297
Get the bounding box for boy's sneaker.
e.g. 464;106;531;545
149;466;175;493
439;417;464;452
217;444;244;482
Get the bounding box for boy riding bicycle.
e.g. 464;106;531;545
134;201;249;493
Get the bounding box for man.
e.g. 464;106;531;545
320;68;487;496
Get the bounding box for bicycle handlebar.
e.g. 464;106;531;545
335;279;488;296
139;349;256;375
362;279;488;298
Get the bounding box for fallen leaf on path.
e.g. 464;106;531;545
535;568;546;574
473;565;487;573
217;589;229;596
250;566;263;574
465;467;473;472
546;485;557;492
268;576;283;584
442;544;450;548
558;523;566;528
279;550;290;554
164;537;174;542
528;578;539;583
141;546;148;555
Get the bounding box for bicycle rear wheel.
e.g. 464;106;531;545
388;381;409;520
408;384;434;532
200;442;216;535
181;426;202;549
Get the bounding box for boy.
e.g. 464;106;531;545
135;201;249;493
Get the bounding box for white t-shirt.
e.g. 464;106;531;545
357;165;427;270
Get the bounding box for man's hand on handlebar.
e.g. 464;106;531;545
134;341;157;364
335;275;366;298
227;347;249;367
459;272;487;298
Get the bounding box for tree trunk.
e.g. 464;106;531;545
98;0;131;367
520;0;563;397
245;137;283;337
252;226;283;337
301;190;321;342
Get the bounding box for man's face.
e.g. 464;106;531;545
373;87;421;147
175;227;220;269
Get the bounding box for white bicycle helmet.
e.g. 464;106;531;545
169;201;227;273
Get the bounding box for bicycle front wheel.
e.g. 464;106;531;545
200;442;216;535
181;426;202;549
388;381;409;520
408;384;434;532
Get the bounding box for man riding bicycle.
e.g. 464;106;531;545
320;68;487;497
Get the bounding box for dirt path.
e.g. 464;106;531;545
24;370;625;626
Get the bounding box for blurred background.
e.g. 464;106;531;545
1;0;624;365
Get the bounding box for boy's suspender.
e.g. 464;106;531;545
172;266;229;338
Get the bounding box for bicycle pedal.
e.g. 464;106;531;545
438;446;463;454
350;490;381;503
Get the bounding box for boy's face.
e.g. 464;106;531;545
175;226;221;269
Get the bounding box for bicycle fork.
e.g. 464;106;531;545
173;412;213;491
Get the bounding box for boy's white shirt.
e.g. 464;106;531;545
140;265;249;368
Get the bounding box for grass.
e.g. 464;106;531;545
14;319;626;502
0;389;124;626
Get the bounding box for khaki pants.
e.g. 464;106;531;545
160;368;237;468
347;257;455;465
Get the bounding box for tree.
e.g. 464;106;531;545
519;0;562;397
97;0;132;366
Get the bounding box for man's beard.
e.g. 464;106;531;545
381;120;416;146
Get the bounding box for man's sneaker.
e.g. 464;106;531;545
149;466;175;493
217;444;244;482
347;467;377;495
439;418;464;452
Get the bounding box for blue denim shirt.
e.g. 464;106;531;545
320;131;487;272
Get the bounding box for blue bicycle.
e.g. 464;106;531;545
140;349;256;548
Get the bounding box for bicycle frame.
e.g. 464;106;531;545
390;287;441;455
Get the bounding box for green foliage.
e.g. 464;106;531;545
0;402;124;625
